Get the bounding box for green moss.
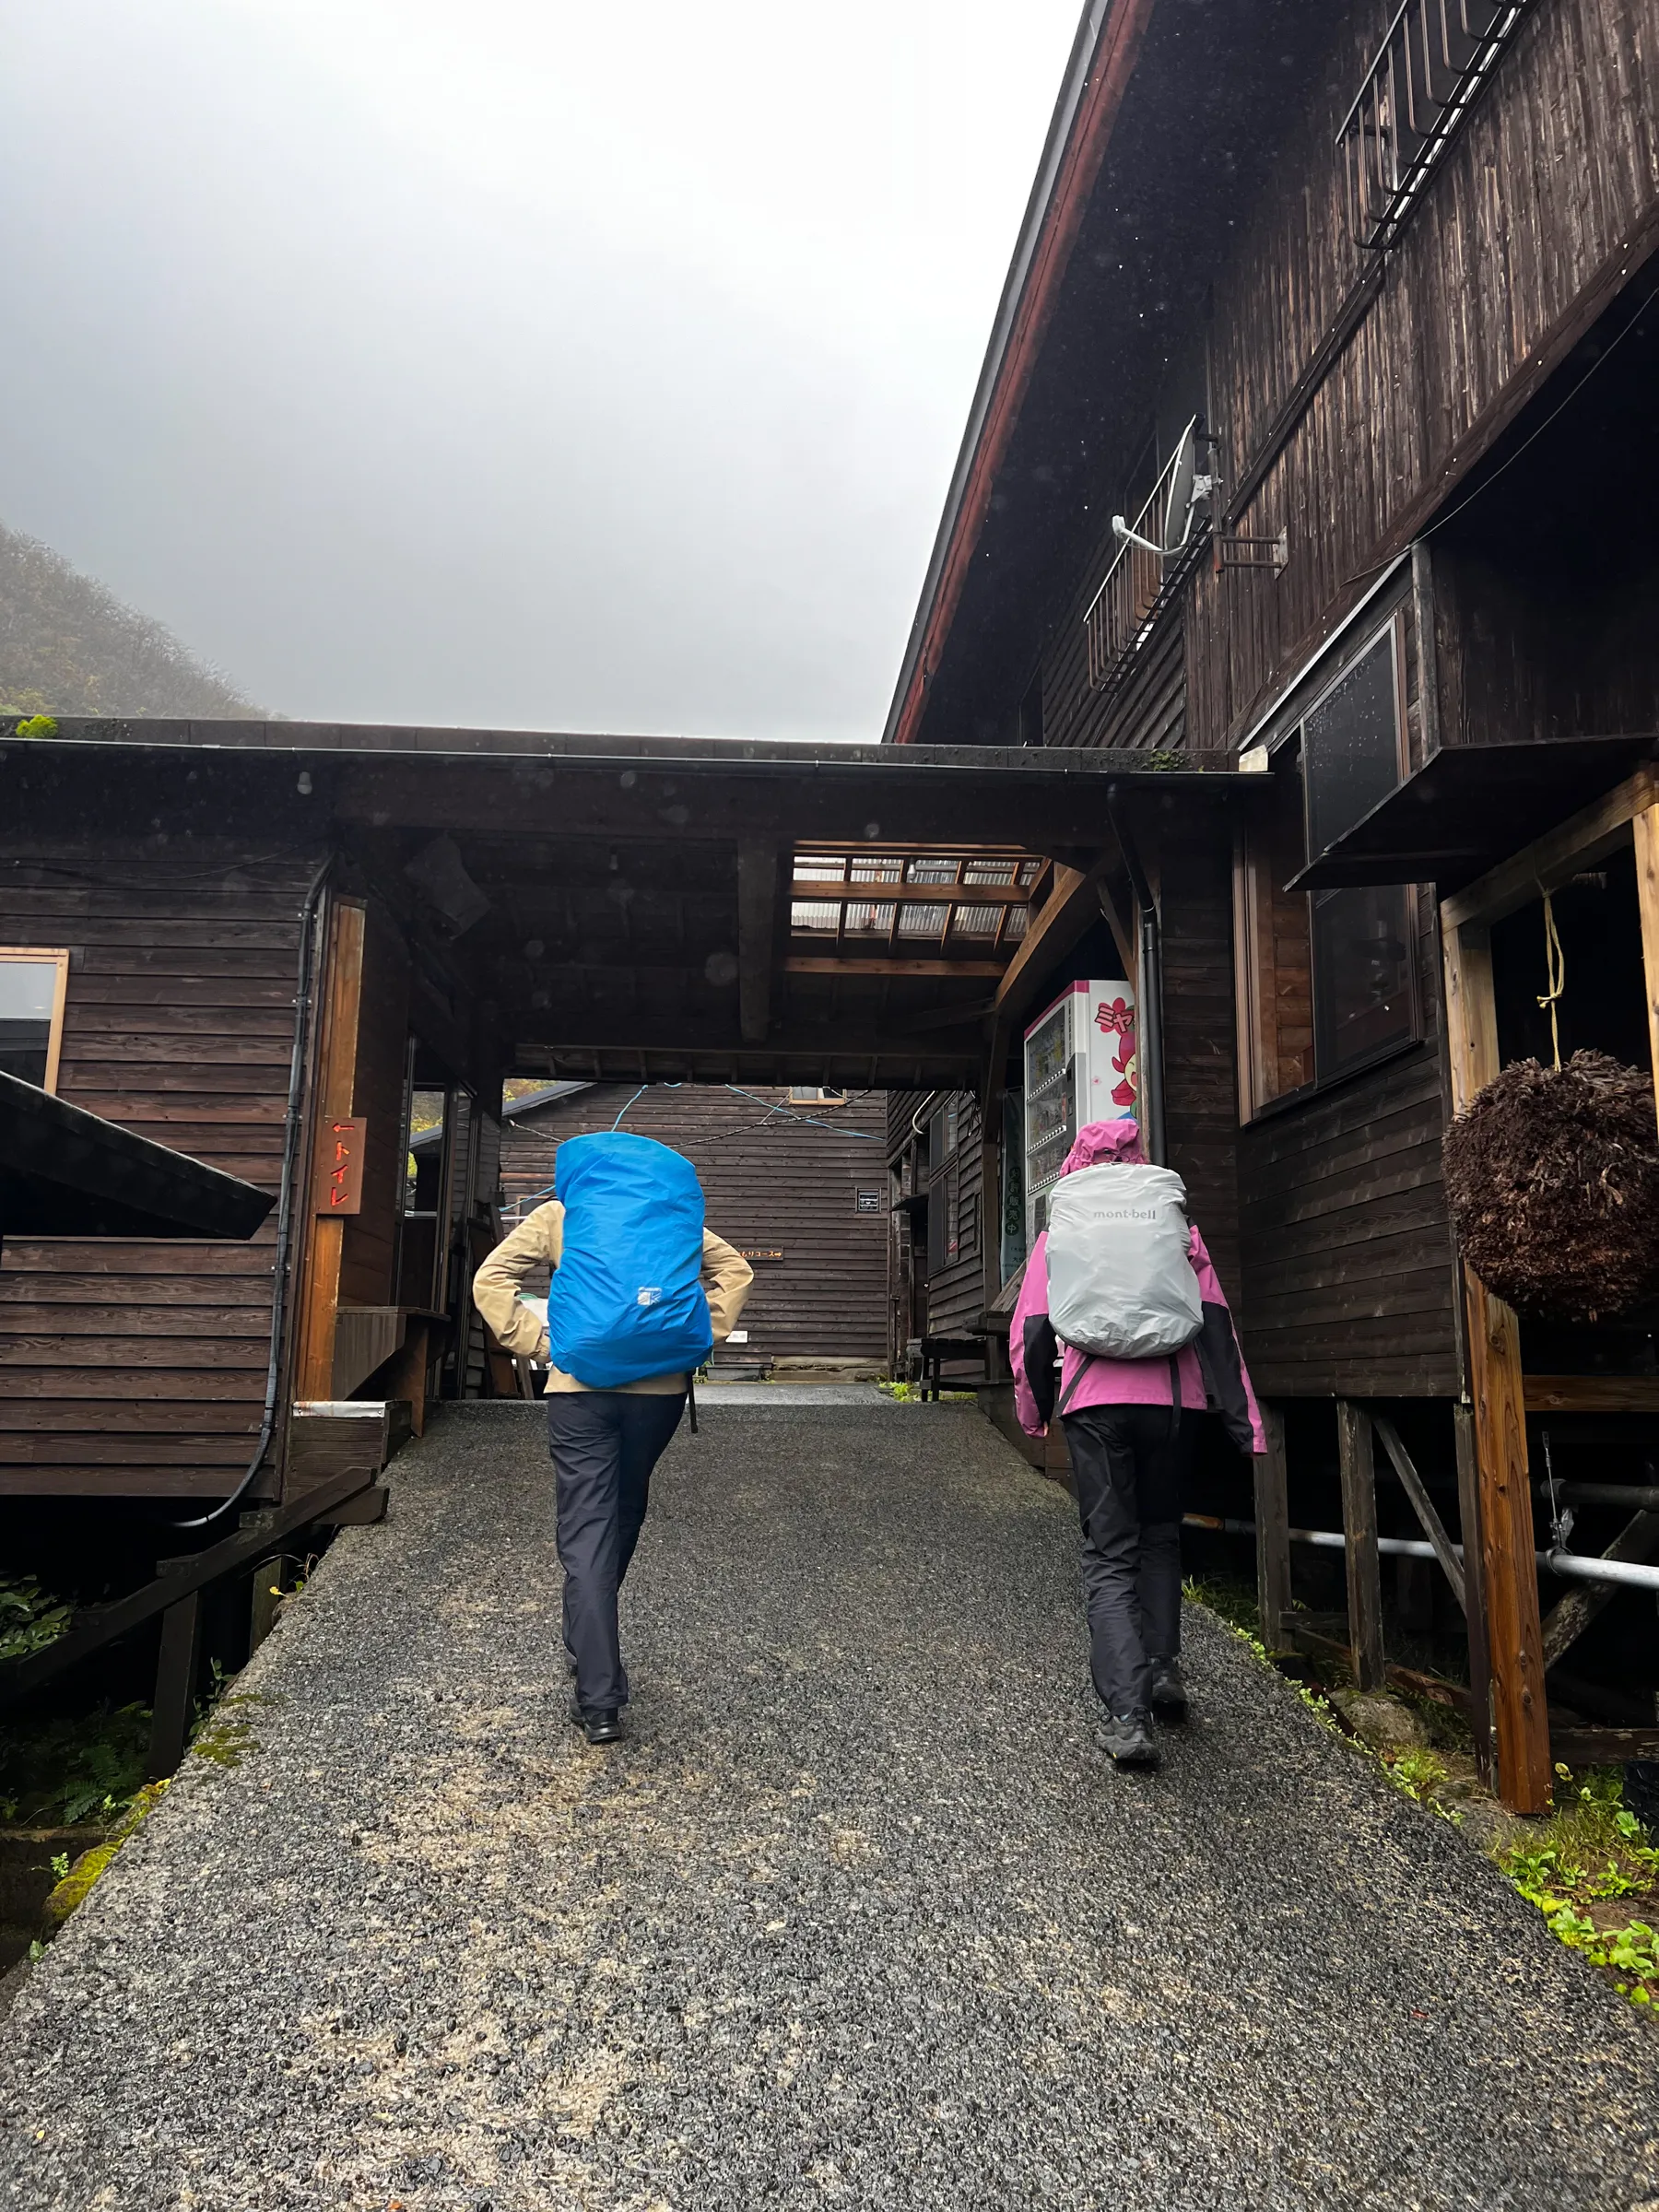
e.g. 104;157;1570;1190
12;713;58;739
41;1779;170;1926
190;1692;268;1771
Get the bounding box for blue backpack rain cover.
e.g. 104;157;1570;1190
546;1131;712;1388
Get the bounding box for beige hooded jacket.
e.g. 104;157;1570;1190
471;1201;754;1396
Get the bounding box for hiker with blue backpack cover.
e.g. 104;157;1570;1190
473;1131;753;1744
1010;1118;1264;1769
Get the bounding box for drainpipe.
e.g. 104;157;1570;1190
169;853;334;1532
1110;799;1164;1166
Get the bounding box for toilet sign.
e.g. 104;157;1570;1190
315;1117;367;1215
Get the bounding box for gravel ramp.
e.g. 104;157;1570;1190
2;1400;1656;2211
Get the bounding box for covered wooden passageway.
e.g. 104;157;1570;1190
0;719;1254;1504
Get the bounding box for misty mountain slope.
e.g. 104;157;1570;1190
0;521;259;717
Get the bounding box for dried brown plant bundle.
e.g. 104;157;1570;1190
1442;1051;1659;1320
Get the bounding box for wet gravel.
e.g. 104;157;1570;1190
3;1400;1657;2210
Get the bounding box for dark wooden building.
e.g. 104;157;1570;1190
0;729;1204;1519
882;0;1659;1807
495;1079;889;1367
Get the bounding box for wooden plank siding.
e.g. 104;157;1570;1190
883;1088;986;1347
0;845;320;1495
1237;1042;1458;1398
1189;0;1659;751
1159;835;1242;1304
499;1083;888;1363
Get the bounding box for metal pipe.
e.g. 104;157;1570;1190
170;854;334;1533
1541;1548;1659;1592
1109;803;1164;1165
1182;1515;1659;1592
1534;1482;1659;1512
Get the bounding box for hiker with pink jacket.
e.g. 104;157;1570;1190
1011;1118;1265;1768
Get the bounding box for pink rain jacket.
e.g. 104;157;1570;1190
1010;1119;1265;1453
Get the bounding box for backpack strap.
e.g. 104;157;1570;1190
1167;1351;1182;1446
1054;1349;1093;1420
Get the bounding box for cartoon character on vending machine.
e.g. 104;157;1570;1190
1094;994;1137;1109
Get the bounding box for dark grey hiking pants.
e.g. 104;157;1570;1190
547;1389;686;1712
1061;1402;1196;1717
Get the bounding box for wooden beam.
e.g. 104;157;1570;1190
1371;1410;1466;1613
1253;1405;1293;1653
790;877;1033;907
784;957;1006;979
1335;1401;1385;1691
1096;877;1136;984
1442;913;1551;1814
146;1586;202;1780
296;900;367;1405
1523;1374;1659;1414
737;840;780;1045
1633;796;1659;1140
992;860;1106;1023
1550;1725;1659;1766
1441;762;1659;934
1541;1509;1659;1669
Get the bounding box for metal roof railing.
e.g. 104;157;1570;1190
1337;0;1535;251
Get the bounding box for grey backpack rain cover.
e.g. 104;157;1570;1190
1044;1161;1203;1361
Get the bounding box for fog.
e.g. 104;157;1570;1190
0;2;1081;736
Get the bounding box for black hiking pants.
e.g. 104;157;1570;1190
547;1389;686;1713
1061;1401;1196;1718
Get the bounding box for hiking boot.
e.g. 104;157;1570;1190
1149;1657;1189;1721
1098;1711;1160;1767
569;1698;625;1746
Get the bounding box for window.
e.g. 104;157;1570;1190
0;949;69;1092
788;1086;847;1106
1233;622;1418;1116
1301;627;1407;860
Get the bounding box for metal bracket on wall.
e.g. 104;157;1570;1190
1217;526;1289;572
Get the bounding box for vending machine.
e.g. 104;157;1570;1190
1023;978;1137;1247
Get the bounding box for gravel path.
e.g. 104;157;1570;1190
3;1402;1656;2211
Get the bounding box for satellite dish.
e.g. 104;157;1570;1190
1163;421;1199;550
1111;421;1216;558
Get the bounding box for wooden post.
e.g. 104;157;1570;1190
1453;1400;1494;1786
296;900;368;1404
1442;916;1551;1813
1632;801;1659;1138
1253;1404;1292;1652
1335;1401;1385;1690
147;1587;202;1779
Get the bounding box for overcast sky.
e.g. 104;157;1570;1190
0;1;1081;736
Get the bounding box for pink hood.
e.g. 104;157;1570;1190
1010;1115;1265;1453
1060;1118;1145;1175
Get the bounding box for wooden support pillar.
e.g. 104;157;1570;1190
1442;916;1551;1812
296;900;368;1404
1335;1400;1385;1690
1633;802;1659;1142
1253;1404;1292;1653
147;1585;202;1780
1453;1400;1494;1787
